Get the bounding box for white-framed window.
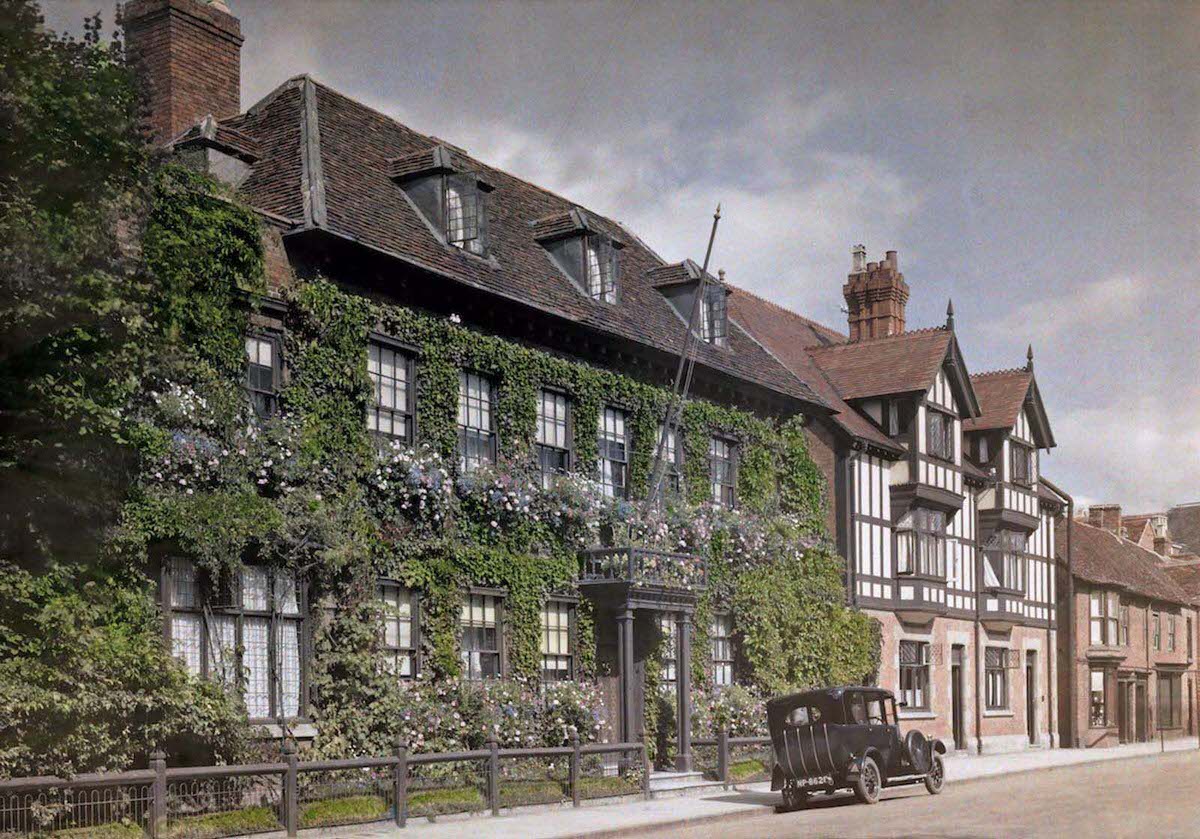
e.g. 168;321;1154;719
540;599;574;682
598;406;628;499
536;389;571;489
367;340;413;441
379;582;418;679
709;436;736;507
245;334;280;419
899;640;931;711
711;613;733;687
1089;591;1120;646
445;174;486;255
659;613;678;685
164;558;303;719
461;592;502;680
700;284;728;347
657;423;683;497
458;371;495;472
585;235;618;303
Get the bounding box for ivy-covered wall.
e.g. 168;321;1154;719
109;166;879;759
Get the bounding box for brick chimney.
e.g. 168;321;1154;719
1154;536;1172;556
123;0;243;145
1087;504;1123;534
843;247;909;341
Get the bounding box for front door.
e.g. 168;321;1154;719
1135;681;1149;742
1118;679;1132;743
1025;651;1037;745
950;645;965;750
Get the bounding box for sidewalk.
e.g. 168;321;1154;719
294;739;1199;839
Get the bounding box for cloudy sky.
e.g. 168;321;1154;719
45;0;1199;512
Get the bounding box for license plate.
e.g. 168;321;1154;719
799;775;832;788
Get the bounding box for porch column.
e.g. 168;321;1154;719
675;613;693;771
618;608;635;744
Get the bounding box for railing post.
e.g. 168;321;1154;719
640;727;651;800
487;739;500;816
765;737;775;780
395;737;408;828
283;738;298;838
570;730;581;808
717;727;729;789
149;750;166;839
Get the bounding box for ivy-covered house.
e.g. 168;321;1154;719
121;0;877;770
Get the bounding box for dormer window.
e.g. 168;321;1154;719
534;209;620;303
700;282;728;347
388;146;491;257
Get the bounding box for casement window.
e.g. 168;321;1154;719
536;389;571;490
699;284;728;347
379;582;418;679
925;407;954;462
1089;669;1108;727
709;436;737;508
585;235;618;303
657;423;683;498
659;613;678;685
898;640;931;711
1158;672;1182;728
245;334;280;419
983;530;1027;592
1009;441;1034;485
711;613;733;687
367;340;414;442
1153;612;1162;650
458;371;496;473
1089;591;1120;646
460;591;502;680
397;162;492;257
897;508;946;577
165;558;304;719
1168;614;1177;651
598;406;628;499
984;647;1010;710
1119;601;1130;646
539;599;574;683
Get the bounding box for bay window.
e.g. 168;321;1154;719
983;530;1027;592
897;508;946;577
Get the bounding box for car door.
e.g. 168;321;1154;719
864;693;895;769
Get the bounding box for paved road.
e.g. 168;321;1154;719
637;750;1200;838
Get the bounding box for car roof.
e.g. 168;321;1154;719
766;685;895;709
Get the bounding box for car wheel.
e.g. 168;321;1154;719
853;757;882;805
924;754;945;795
782;784;809;810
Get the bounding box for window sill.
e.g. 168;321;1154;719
898;710;936;720
983;709;1013;718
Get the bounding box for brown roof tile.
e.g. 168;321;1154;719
1164;562;1200;606
805;328;957;401
1168;503;1200;556
726;288;899;452
1057;519;1191;606
228;77;825;409
964;369;1032;432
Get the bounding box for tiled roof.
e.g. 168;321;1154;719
1163;562;1200;606
1121;514;1155;545
172;114;261;161
805;328;959;401
218;77;826;409
964;369;1031;432
1056;519;1191;606
726;288;899;452
1168;503;1200;556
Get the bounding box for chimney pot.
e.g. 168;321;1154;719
885;250;897;269
1087;504;1124;535
851;244;867;273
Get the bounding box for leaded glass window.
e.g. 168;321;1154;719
458;371;495;473
899;640;930;710
711;613;733;687
585;235;617;303
926;407;954;461
701;284;728;346
985;647;1009;710
445;175;486;255
380;582;418;679
461;592;501;680
540;600;573;682
536;389;571;489
368;341;413;441
598;406;628;499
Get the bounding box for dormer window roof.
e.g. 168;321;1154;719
533;208;622;304
388;144;493;257
648;260;730;347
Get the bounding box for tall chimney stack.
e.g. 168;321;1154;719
1087;504;1123;535
842;247;909;341
123;0;243;145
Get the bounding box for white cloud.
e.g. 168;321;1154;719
984;274;1147;345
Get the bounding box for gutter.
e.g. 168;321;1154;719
1042;477;1074;747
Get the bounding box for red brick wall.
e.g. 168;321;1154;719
123;0;243;144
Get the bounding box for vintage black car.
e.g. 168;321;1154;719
768;685;946;810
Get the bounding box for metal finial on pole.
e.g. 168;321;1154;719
1026;344;1034;372
946;299;955;331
